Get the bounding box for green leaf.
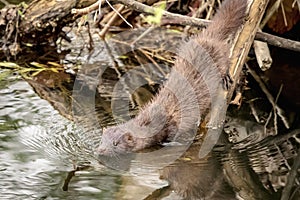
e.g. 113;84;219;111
144;2;166;25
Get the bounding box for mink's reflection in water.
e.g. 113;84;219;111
157;141;236;200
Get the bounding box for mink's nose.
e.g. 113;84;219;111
95;145;111;156
95;148;134;171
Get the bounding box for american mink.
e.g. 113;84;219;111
96;0;248;155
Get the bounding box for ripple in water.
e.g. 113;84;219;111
0;74;116;199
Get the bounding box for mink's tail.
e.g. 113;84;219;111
205;0;248;40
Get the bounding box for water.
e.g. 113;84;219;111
1;61;299;199
0;26;176;199
0;73;108;199
0;71;172;199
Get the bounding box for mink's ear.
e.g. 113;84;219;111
123;132;135;146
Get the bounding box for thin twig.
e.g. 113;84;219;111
280;147;300;200
249;101;261;123
106;0;133;27
102;38;122;78
260;0;284;28
246;64;290;129
264;108;273;135
184;1;209;33
130;26;155;46
98;4;126;38
295;0;300;12
280;1;288;27
265;84;283;135
72;0;132;27
72;1;104;15
139;48;167;77
87;22;94;51
273;84;283;135
205;0;215;20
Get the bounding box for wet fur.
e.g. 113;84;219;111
96;0;248;156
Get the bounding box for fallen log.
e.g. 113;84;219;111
0;0;86;58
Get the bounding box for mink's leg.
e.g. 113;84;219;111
222;72;233;90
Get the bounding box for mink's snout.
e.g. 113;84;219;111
95;144;112;157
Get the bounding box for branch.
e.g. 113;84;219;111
112;0;209;27
111;0;299;52
255;31;300;52
73;0;300;52
199;0;270;158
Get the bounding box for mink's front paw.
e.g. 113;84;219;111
222;73;233;90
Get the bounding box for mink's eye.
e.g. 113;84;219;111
112;141;118;146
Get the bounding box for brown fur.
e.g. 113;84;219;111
96;0;247;156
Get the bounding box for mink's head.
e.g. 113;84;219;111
95;125;136;170
95;125;137;156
